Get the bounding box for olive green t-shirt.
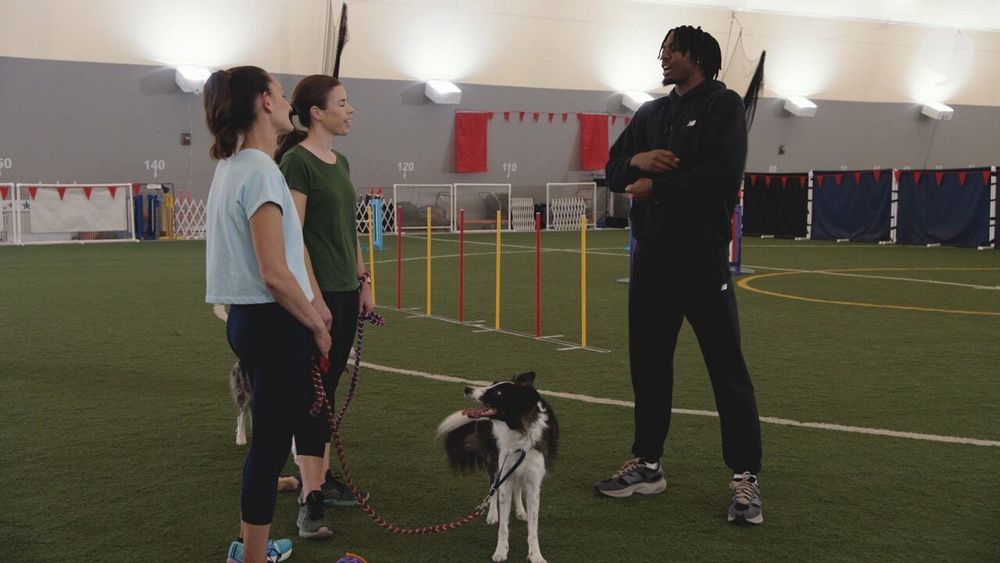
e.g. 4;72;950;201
279;144;359;292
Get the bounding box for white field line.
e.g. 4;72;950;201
357;360;1000;448
216;303;607;353
397;234;628;258
211;305;999;448
377;238;993;291
742;244;895;249
744;265;1000;290
402;311;611;353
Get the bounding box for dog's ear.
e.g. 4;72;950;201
514;371;536;386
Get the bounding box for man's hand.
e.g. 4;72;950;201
629;149;680;173
625;178;654;202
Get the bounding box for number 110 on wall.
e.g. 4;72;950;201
502;162;517;179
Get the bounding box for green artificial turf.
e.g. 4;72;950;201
1;235;997;561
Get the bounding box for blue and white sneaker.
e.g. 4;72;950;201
594;457;666;498
226;538;293;562
728;472;763;524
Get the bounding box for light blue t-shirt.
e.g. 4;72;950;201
205;148;314;304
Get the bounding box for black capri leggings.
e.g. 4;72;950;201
294;289;360;457
227;303;313;525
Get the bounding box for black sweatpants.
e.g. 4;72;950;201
294;289;360;457
227;303;313;525
628;240;762;474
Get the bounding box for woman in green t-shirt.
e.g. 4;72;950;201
276;75;373;539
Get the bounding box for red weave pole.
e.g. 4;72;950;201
459;209;465;323
396;206;403;310
535;211;541;337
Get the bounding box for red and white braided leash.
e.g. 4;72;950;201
308;311;492;535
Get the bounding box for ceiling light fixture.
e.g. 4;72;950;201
783;96;817;117
424;80;462;104
621;91;654;112
920;102;954;120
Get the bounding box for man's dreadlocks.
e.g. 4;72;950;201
661;25;765;130
662;25;722;80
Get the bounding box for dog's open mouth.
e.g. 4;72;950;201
461;407;496;419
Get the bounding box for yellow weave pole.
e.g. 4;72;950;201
163;191;175;240
495;209;502;330
581;214;587;348
366;203;376;304
426;207;432;316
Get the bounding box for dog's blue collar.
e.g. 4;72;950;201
490;449;527;493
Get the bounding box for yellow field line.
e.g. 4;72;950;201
737;268;1000;317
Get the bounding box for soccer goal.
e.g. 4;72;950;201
393;184;455;231
12;183;136;245
454;183;512;231
546;182;597;230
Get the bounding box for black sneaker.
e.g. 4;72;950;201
297;490;334;539
595;458;667;498
728;472;763;524
322;472;368;507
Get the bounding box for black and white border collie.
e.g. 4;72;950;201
437;371;558;563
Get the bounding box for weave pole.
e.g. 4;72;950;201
459;209;465;323
367;204;376;304
163;191;175;240
426;207;432;316
396;206;402;310
535;211;541;337
580;214;587;348
495;210;502;330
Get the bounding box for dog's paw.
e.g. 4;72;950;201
491;547;508;562
527;554;546;563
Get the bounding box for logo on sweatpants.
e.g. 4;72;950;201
687;120;697;127
721;283;728;291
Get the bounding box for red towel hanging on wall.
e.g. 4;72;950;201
578;113;609;171
454;111;490;173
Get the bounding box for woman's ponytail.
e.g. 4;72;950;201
202;66;271;160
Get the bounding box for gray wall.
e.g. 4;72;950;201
2;56;998;202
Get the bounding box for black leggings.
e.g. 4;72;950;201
227;303;313;525
294;289;360;457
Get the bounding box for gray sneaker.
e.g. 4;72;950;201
595;458;667;498
297;490;334;539
728;472;763;524
322;472;368;507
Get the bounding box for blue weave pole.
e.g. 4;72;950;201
372;198;384;250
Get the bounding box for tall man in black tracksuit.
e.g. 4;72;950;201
594;26;763;525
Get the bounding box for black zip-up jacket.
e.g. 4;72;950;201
606;80;747;253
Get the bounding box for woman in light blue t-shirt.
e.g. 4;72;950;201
203;65;331;563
